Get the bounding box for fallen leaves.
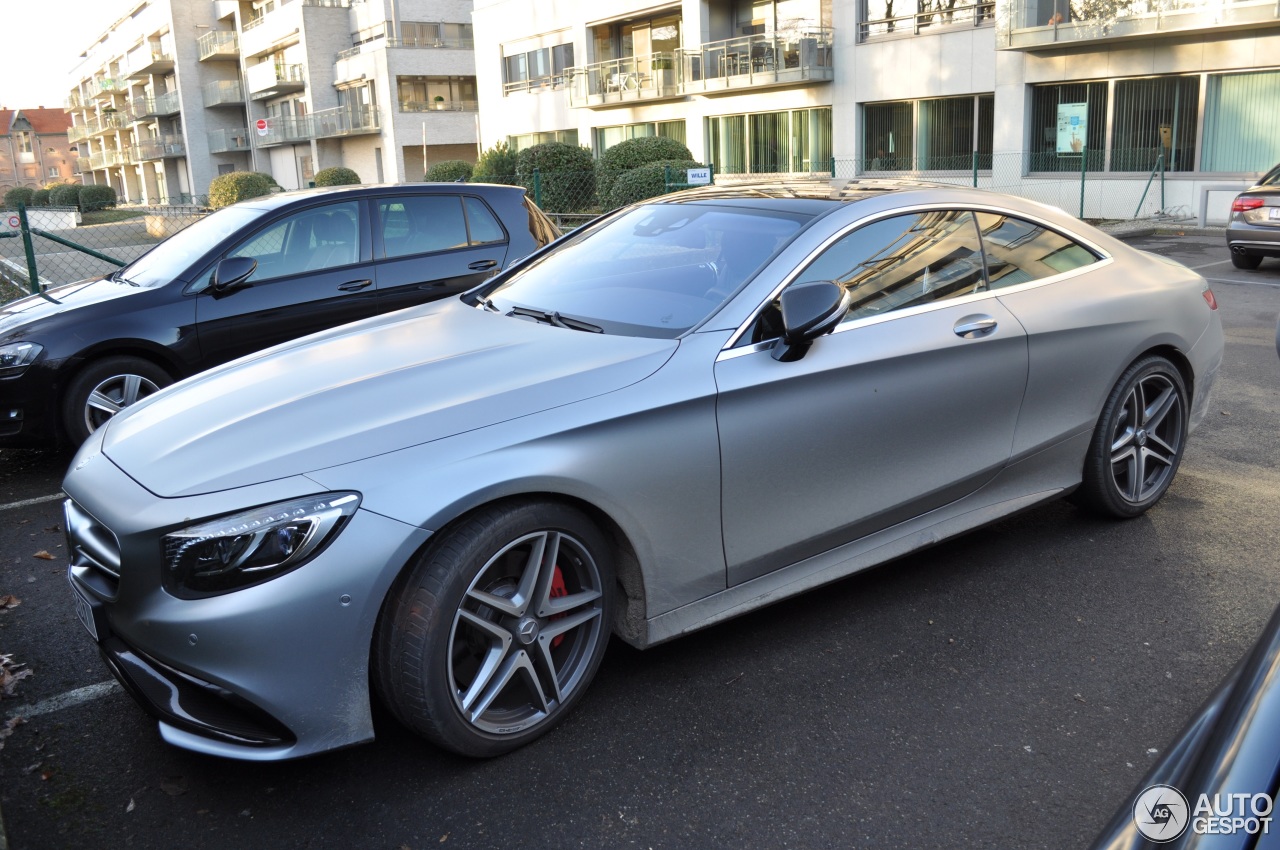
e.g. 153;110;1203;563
1;652;32;697
160;776;188;797
0;594;20;612
32;550;56;561
0;716;24;751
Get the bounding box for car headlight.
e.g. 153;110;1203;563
162;493;360;598
0;342;42;377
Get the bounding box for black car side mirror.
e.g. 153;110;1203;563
771;281;851;362
211;257;258;293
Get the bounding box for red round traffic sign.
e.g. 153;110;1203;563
255;118;268;130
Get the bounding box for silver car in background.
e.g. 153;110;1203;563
63;180;1223;761
1226;162;1280;269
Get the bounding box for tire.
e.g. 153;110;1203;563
62;356;172;446
1074;355;1188;518
375;501;614;757
1230;251;1262;270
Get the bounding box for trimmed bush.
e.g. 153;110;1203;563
4;187;34;209
79;184;118;211
50;183;82;207
471;142;518;185
313;166;360;187
424;160;474;183
607;160;705;209
515;142;596;214
31;189;51;207
597;136;693;203
208;171;275;209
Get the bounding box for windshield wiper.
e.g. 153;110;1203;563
507;305;603;333
476;294;500;313
110;270;139;287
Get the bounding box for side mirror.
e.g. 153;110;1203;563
211;256;257;293
771;281;850;362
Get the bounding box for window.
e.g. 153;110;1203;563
396;76;477;111
377;195;504;258
975;213;1097;288
508;130;578;153
796;211;987;322
1029;82;1108;172
16;132;32;154
707;108;831;174
594;120;686;153
464;197;506;245
228;202;360;280
1203;71;1280;173
1110;75;1198;172
503;42;574;94
864;96;993;171
47;166;61;178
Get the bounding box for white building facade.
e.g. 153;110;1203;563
474;0;1280;222
66;0;482;203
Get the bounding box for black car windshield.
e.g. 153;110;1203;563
116;206;268;288
484;203;810;338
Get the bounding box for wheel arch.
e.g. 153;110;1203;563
57;340;187;388
1140;343;1194;402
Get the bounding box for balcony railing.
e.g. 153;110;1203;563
203;79;246;107
243;0;349;31
503;74;572;95
679;27;834;95
86;77;124;100
89;113;130;135
337;32;474;61
132;135;186;161
999;0;1280;48
65;93;82;111
256;106;379;147
198;30;240;60
208;128;251;153
246;62;306;99
128;47;175;78
86;149;127;170
398;100;479;112
861;1;994;38
67;125;89;143
129;91;181;120
256;115;314;147
567;52;684;108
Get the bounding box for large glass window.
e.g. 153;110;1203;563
1110;75;1198;172
507;130;579;153
502;42;575;94
396;76;477;111
864;96;992;171
706;108;831;175
1029;82;1108;172
1203;70;1280;173
594;120;687;153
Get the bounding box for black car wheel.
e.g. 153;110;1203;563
63;356;172;445
1074;355;1188;518
1230;250;1263;270
376;501;613;757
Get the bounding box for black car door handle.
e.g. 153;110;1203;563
467;260;499;271
338;279;373;292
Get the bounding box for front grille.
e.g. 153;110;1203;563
64;498;122;596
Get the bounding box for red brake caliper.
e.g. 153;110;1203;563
549;566;568;648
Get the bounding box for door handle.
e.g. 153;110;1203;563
467;259;499;271
338;279;373;292
953;315;997;338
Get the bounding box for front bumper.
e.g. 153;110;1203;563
63;441;431;760
0;356;67;446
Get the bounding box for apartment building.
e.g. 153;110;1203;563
66;0;480;204
473;0;1280;221
0;109;76;192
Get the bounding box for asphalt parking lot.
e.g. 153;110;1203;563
0;231;1277;850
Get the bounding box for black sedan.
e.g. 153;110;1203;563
0;182;560;447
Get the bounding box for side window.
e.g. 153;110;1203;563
378;196;469;259
227;201;360;281
798;210;987;322
975;212;1098;289
463;197;507;245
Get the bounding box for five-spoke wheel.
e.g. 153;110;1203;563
62;355;172;446
376;501;613;757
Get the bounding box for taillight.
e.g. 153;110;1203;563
1232;196;1265;212
1202;283;1218;311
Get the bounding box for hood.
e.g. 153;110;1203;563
102;298;678;497
0;276;140;340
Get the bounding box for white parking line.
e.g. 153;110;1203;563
0;493;64;512
1189;258;1232;271
7;680;121;719
1205;276;1280;288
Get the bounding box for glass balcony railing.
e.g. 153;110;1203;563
65;93;82;111
129;91;181;120
128;47;175;78
246;62;306;98
398;99;479;112
132;136;186;161
198;30;239;61
86;149;127;170
256;115;314;147
203;79;245;107
860;1;993;39
680;26;834;95
999;0;1280;47
310;105;380;138
86;78;124;99
567;51;684;108
207;128;251;153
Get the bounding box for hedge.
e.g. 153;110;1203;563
208;171;275;209
608;160;705;209
3;187;34;209
597;137;693;204
424;160;473;183
515;142;596;214
313;166;361;187
79;184;118;211
30;189;51;207
50;183;81;207
471;142;518;185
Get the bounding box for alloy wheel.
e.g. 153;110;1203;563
1108;372;1184;504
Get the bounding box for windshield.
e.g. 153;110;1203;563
117;206;269;288
485;203;809;338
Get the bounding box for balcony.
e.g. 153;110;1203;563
256;115;314;147
398;99;479;112
132;136;186;161
198;30;239;61
86;149;127;170
65;93;82;111
207;128;251;153
999;0;1280;48
67;125;89;143
84;113;129;137
86;77;124;100
128;48;175;79
310;105;380;138
203;79;246;107
567;52;685;108
129;91;181;120
680;27;834;96
861;0;994;39
246;62;306;100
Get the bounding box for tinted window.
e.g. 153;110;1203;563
122;206;266;288
464;197;506;244
798;210;986;322
975;212;1097;289
378;196;469;258
228;201;360;281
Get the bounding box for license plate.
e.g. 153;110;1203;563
69;578;99;642
1270;207;1280;220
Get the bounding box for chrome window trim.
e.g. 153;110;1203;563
719;202;1114;356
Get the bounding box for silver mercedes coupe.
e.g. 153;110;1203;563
63;180;1223;760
